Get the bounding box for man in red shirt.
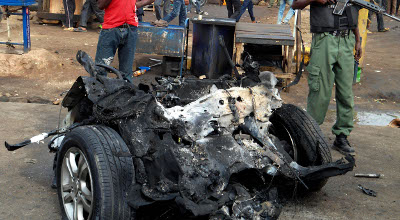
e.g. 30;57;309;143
96;0;154;82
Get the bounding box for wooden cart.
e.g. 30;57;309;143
234;23;296;89
37;0;85;23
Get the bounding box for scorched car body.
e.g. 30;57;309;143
5;51;355;220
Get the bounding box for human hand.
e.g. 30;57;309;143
354;40;362;61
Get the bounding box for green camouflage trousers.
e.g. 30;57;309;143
306;31;355;136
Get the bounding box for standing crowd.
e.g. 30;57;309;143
225;0;296;24
62;0;305;32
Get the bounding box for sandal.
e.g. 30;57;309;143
73;27;87;32
151;20;160;26
153;19;168;27
378;27;389;32
64;27;74;31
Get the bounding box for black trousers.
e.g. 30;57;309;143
63;0;76;28
137;7;144;22
226;0;241;19
368;10;385;31
80;0;104;27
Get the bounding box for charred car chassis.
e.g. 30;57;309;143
5;52;354;220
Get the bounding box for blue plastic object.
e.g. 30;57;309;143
139;66;151;71
0;5;31;53
0;0;35;6
136;22;185;58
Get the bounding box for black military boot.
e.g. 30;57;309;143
333;134;355;154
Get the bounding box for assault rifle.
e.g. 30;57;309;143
333;0;400;22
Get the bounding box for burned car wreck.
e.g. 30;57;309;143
5;52;355;220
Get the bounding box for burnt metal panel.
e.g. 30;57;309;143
136;22;185;58
191;17;236;26
191;18;235;79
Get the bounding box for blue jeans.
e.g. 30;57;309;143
154;0;171;20
95;26;138;82
187;0;201;14
162;0;187;26
277;0;295;24
236;0;255;22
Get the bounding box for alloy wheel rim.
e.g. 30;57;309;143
61;147;94;220
270;122;298;162
281;125;298;161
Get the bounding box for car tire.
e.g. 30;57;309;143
269;104;332;192
56;125;134;220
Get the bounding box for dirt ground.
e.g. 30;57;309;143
0;3;399;220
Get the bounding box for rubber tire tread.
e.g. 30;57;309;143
57;125;133;220
270;104;332;191
270;104;332;165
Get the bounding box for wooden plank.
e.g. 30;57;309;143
295;11;302;73
275;73;295;92
236;29;291;36
236;29;292;35
236;29;291;35
37;11;81;21
233;33;237;76
275;73;295;79
236;25;291;32
283;45;288;72
235;28;291;35
50;0;84;15
236;26;293;35
236;38;295;46
235;31;293;38
42;19;60;24
49;0;62;14
287;46;294;73
236;33;294;40
235;42;244;65
42;0;50;12
260;66;283;73
236;34;294;46
236;23;285;30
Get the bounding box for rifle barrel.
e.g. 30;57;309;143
384;13;400;22
351;0;400;22
351;0;381;13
